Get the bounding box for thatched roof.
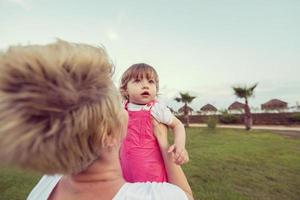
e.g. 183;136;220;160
228;101;245;110
261;99;288;110
200;104;217;112
178;105;193;113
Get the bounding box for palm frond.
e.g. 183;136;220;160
232;83;258;99
174;97;181;102
177;92;196;103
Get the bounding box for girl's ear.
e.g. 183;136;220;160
120;88;129;100
125;92;129;99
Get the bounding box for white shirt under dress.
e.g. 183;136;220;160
27;175;188;200
126;100;174;126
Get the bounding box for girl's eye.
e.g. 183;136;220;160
149;80;155;84
134;79;140;83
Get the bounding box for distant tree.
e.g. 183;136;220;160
296;101;300;111
175;92;196;127
232;83;258;130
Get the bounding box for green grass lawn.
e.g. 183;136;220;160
0;128;299;200
183;128;300;200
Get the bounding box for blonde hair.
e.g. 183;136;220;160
0;40;123;174
120;63;159;100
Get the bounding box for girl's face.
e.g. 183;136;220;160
126;76;157;105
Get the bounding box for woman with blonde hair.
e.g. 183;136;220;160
0;40;193;200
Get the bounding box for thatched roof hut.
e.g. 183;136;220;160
228;101;245;111
261;99;288;110
200;104;217;112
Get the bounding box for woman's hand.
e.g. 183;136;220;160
152;118;194;199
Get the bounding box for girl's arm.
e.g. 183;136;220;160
152;119;194;200
169;116;186;148
168;116;189;164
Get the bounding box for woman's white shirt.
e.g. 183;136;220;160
27;175;188;200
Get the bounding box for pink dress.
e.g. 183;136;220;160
120;101;167;182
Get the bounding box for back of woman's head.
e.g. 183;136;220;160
0;40;123;174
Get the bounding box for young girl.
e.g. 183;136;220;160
120;63;189;183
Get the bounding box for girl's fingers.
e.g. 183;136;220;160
175;151;189;165
168;146;189;164
175;156;184;165
174;149;184;161
168;144;176;153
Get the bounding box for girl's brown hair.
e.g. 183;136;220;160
120;63;159;100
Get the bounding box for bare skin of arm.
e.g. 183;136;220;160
152;119;194;200
168;116;189;165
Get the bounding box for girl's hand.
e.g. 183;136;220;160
152;118;189;165
168;145;189;165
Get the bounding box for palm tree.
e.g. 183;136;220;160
232;83;258;130
175;92;196;127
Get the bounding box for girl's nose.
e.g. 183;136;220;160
142;83;149;89
142;79;148;86
141;80;149;89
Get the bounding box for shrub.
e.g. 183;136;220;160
288;113;300;122
206;116;218;129
219;113;239;124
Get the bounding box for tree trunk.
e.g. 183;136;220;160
184;103;190;127
244;98;252;131
244;114;252;130
185;114;190;127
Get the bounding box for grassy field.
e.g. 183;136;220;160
0;128;300;200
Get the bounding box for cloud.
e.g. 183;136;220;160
3;0;31;10
105;29;119;41
104;12;129;42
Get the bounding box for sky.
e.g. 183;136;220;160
1;0;299;111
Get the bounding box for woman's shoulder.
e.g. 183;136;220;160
27;175;62;200
113;182;188;200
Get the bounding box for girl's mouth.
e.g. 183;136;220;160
141;91;150;96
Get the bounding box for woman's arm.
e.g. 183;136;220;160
152;119;194;200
